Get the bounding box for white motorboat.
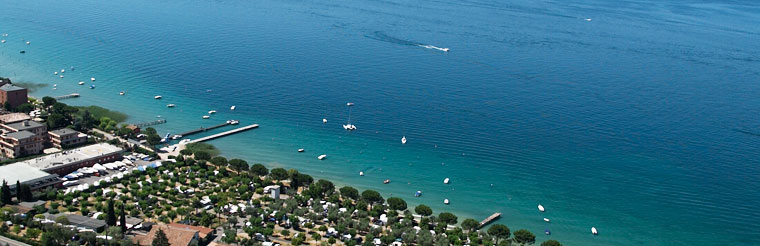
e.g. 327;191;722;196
53;84;57;87
297;148;304;152
208;110;216;114
0;40;5;43
172;135;182;140
359;171;364;176
26;41;30;45
401;136;407;144
585;18;592;21
227;120;239;125
383;179;390;184
444;178;450;184
154;95;162;99
167;104;176;108
538;204;545;212
343;124;357;130
91;77;96;81
119;91;125;95
78;81;85;85
444;199;450;205
230;105;236;110
591;227;598;235
543;218;550;223
202;115;210;119
322;118;327;124
317;154;327;160
59;75;64;78
60;69;65;73
54;72;58;75
346;102;354;106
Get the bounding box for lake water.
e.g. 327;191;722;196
1;0;759;245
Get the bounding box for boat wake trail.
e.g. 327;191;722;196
366;31;449;52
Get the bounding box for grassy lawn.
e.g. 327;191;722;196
74;105;128;123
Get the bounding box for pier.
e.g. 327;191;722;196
188;124;258;143
132;119;167;128
173;121;233;138
54;93;80;100
478;213;501;229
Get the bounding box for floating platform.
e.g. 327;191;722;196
173;121;232;139
54;93;80;100
478;213;501;229
132;119;167;128
188;124;258;143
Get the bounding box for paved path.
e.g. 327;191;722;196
0;236;31;246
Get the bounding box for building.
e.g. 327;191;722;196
0;113;31;124
18;143;122;175
48;128;87;149
0;83;28;110
167;223;215;242
45;214;106;232
264;185;280;200
0;162;61;193
135;224;200;246
0;120;47;158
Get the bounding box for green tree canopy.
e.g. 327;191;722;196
42;96;57;107
339;186;359;200
250;163;268;176
415;204;433;216
194;151;211;161
106;199;117;226
438;212;458;225
210;156;228;166
270;168;288;180
387;197;407;211
488;224;511;244
541;240;562;246
228;158;248;171
1;180;11;205
513;229;536;245
461;218;479;232
360;190;384;205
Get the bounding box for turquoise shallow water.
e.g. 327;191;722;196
1;0;760;245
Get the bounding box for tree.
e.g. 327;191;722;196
438;212;458;225
291;173;313;188
513;229;535;245
387;197;407;211
250;163;268;176
107;199;117;226
461;218;479;232
42;96;57;107
270;168;288;180
210;156;227;166
40;226;74;246
541;240;562;246
339;186;359;200
360;190;384;206
194;151;211;161
18;184;33;202
228;158;248;171
415;204;433;216
15;103;34;114
120;203;127;233
152;229;170;246
145;127;161;148
81;110;96;130
14;181;21;202
488;224;511;244
0;180;11;205
46;113;68;129
316;179;335;196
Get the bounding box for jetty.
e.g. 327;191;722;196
132;119;167;128
188;124;258;143
54;93;80;100
478;213;501;229
173;121;233;138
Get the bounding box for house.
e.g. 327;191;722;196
48;128;87;148
0;79;27;110
135;224;200;246
264;185;280;200
125;124;140;134
167;223;215;242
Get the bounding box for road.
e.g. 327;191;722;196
0;236;31;246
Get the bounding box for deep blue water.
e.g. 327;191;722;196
1;0;759;245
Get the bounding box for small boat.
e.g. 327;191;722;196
444;178;450;184
343;124;357;130
0;40;5;43
202;115;210;119
591;227;598;235
230;105;236;110
59;75;64;78
538;204;545;212
359;171;364;176
444;199;450;205
119;91;125;95
89;85;95;89
208;110;216;114
545;229;551;235
19;50;25;54
70;66;75;70
26;41;30;45
383;179;390;184
322;118;327;124
91;77;96;81
414;190;422;197
543;218;550;223
585;18;592;21
401;136;407;144
297;148;304;152
60;69;65;73
78;81;85;85
54;72;58;75
317;154;327;160
171;135;182;140
53;84;57;87
229;120;239;125
346;102;354;106
167;104;176;108
154;95;162;99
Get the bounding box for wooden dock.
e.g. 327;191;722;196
132;119;167;128
188;124;258;143
54;93;80;100
173;121;232;138
478;213;501;229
